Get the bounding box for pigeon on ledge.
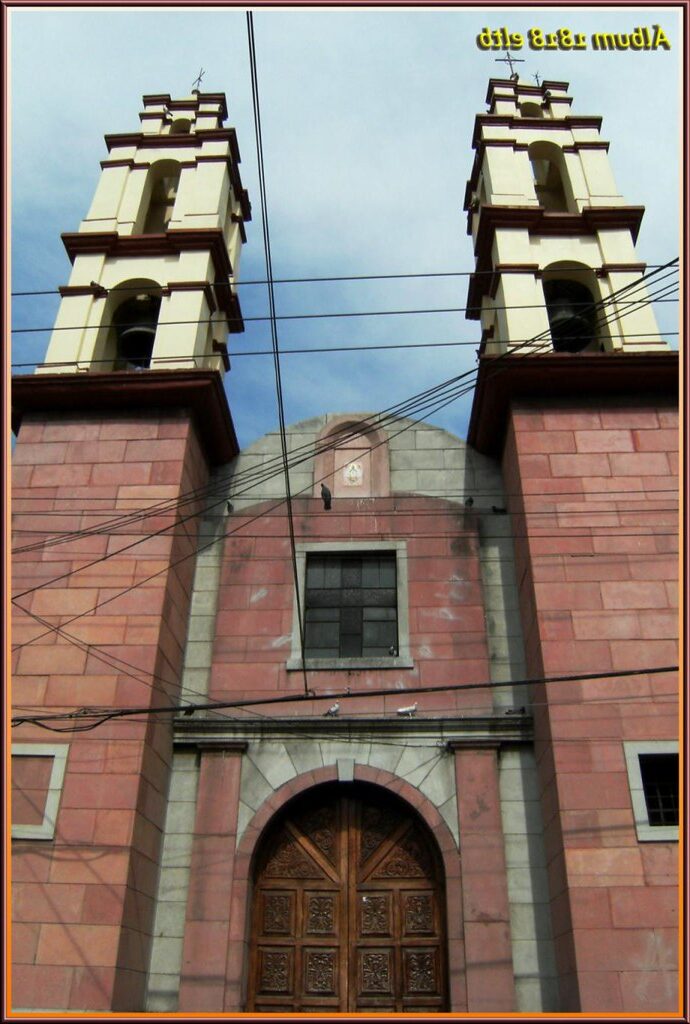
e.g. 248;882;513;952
396;702;418;717
324;702;340;717
321;483;332;510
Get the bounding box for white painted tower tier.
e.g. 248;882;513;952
40;92;251;375
464;78;669;356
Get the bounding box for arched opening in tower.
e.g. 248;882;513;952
142;161;181;233
543;279;598;353
519;101;543;118
112;293;162;369
528;142;570;213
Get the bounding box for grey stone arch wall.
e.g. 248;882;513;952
173;412;557;1010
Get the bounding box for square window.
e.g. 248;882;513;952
287;542;412;671
304;553;397;659
623;741;679;842
11;744;69;840
638;753;678;827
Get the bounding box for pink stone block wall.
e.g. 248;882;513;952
209;496;492;714
11;410;210;1010
504;399;679;1012
11;756;53;826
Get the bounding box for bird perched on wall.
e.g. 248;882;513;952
396;702;418;717
464;496;474;508
324;702;340;717
321;483;332;510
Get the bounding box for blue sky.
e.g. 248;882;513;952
10;6;682;448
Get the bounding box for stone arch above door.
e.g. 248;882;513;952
313;416;391;499
236;739;459;849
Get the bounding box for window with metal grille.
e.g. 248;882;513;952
304;552;398;658
639;753;679;827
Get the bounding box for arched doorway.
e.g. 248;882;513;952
247;782;448;1013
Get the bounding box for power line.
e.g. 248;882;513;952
11;262;678;654
11;359;495;566
10;688;677;729
10;262;678;342
247;11;309;699
11;480;678;555
10;664;678;732
11;484;678;509
11;383;676;659
10;328;679;370
13;262;678;547
10;262;677;297
10;528;678;576
10;294;678;336
11;507;680;547
13;605;217;712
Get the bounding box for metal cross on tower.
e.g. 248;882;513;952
533;71;542;86
192;68;205;92
495;53;525;78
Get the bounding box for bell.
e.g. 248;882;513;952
544;280;597;353
114;294;161;369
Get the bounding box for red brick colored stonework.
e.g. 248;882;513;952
453;747;515;1011
11;407;211;1011
504;396;679;1013
210;495;491;712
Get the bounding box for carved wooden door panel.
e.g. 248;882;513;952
247;784;448;1012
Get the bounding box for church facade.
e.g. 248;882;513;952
10;81;679;1014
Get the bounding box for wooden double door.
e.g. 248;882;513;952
247;783;448;1012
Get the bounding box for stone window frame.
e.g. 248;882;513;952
623;740;679;843
11;743;69;841
287;540;413;671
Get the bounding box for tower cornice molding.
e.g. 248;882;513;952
467;352;678;457
99;136;251;222
464;138;610;212
465;206;645;314
60;229;244;328
100;158;197;170
62;226;231;268
142;92;229;120
472;114;603;149
476;205;644;250
96;154;251;221
12;369;239;465
484;78;570;104
105;126;242;163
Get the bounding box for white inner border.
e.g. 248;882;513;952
287;540;413;670
11;743;69;840
623;739;678;843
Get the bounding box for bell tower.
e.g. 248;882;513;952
464;78;669;356
39;91;250;374
11;92;250;1011
466;79;678;1013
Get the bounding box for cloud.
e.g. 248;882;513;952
10;6;680;446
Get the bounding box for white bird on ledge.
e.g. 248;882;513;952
324;702;340;717
396;702;418;717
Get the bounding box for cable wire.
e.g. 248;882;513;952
247;11;309;697
10;262;676;297
10;294;678;337
11;262;678;667
11;664;678;732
